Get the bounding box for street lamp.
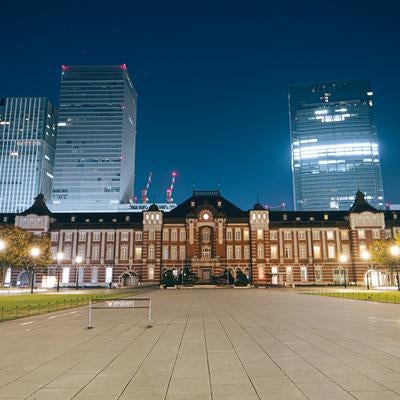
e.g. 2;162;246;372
75;255;83;290
390;245;400;291
30;246;40;294
339;254;348;288
56;252;64;292
361;250;371;290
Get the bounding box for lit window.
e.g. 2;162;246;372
283;231;292;240
235;246;242;259
134;246;142;260
257;229;263;240
327;245;336;259
358;230;366;239
326;231;334;240
313;245;321;259
284;245;292;259
148;245;155;259
270;245;278;259
162;245;169;260
300;266;308;282
226;229;233;241
257;244;264;259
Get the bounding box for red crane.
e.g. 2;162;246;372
166;171;177;203
141;172;152;204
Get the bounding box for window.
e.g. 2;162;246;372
340;230;349;240
179;246;186;260
105;267;113;283
78;245;86;258
162;245;169;260
244;245;250;259
92;245;100;260
270;245;278;259
134;246;142;260
300;266;308;282
179;229;186;241
312;231;320;240
359;243;367;256
298;231;306;240
106;245;114;260
171;229;178;241
62;267;70;284
315;266;322;282
121;232;129;241
283;231;292;240
120;245;128;260
93;232;101;242
270;231;278;240
327;245;336;259
257;244;264;259
372;230;381;239
64;232;72;242
226;228;233;241
135;231;143;241
148;244;155;259
313;245;321;259
227;245;233;259
341;244;350;256
202;247;211;259
202;228;211;242
299;245;307;260
284;245;292;259
257;229;263;240
235;246;242;259
163;229;169;241
333;268;346;285
327;230;334;240
148;266;155;280
79;232;86;241
107;232;115;241
243;229;249;241
358;230;366;239
234;229;241;241
258;266;264;279
171;245;177;260
51;232;59;241
385;230;392;239
91;267;98;284
149;230;155;241
64;246;72;260
51;246;57;258
286;266;293;282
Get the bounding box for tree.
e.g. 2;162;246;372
0;226;52;291
234;270;249;287
161;269;177;288
370;234;400;291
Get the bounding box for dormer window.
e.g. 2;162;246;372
283;214;287;221
217;201;222;207
191;201;195;207
125;216;130;222
324;214;329;220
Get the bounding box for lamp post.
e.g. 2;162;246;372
30;247;40;294
75;255;83;290
0;240;6;287
339;254;348;288
390;245;400;291
56;252;64;292
361;250;371;290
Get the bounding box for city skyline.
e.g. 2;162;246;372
0;2;399;210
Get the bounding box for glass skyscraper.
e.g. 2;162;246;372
52;65;137;211
289;79;384;211
0;97;57;213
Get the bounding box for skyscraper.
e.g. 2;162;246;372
52;65;137;211
0;97;57;213
289;79;384;211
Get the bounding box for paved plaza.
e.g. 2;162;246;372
1;289;400;399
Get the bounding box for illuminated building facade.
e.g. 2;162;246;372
52;65;137;211
289;79;385;211
0;97;57;213
1;190;399;289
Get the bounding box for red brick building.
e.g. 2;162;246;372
2;190;400;288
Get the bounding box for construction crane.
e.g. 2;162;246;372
166;171;177;204
141;172;152;204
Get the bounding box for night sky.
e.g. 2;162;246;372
1;1;399;210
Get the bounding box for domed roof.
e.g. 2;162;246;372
349;190;379;213
253;203;265;210
148;203;159;211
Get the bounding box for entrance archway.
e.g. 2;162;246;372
120;271;138;286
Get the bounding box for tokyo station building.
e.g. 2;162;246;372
1;190;400;289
